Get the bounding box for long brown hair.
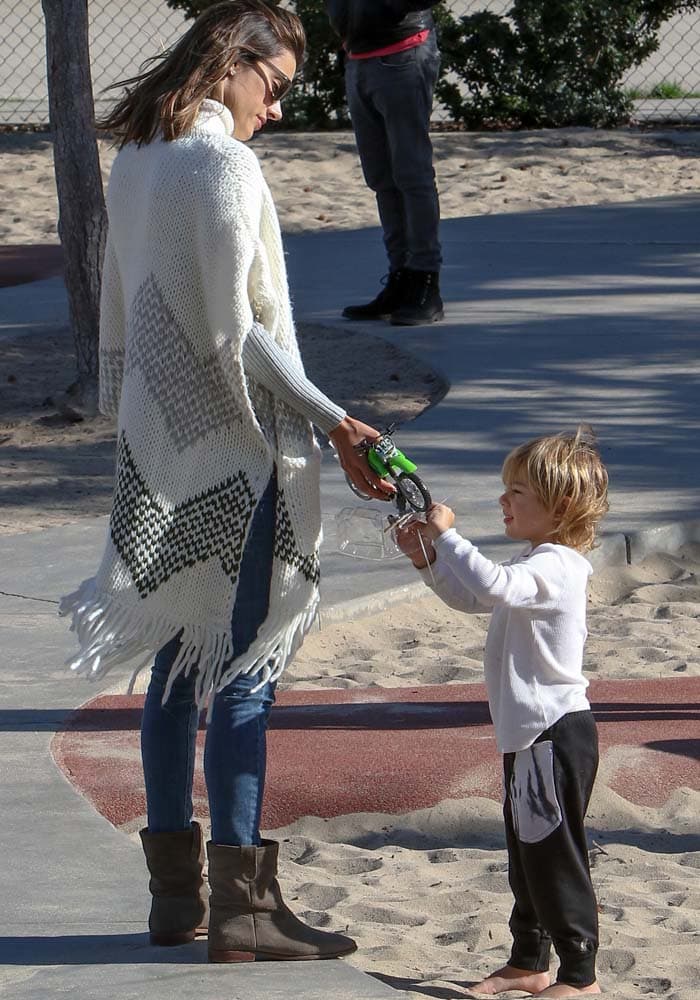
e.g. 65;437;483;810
98;0;305;147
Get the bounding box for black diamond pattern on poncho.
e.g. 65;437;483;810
110;434;257;596
125;274;243;451
273;489;320;585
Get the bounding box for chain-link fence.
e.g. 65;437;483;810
623;7;700;123
0;1;189;126
2;1;699;127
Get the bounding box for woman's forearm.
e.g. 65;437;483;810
242;322;346;434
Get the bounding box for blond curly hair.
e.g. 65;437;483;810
501;426;609;553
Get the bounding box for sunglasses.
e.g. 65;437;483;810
242;52;293;104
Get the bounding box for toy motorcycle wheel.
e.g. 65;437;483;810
396;473;431;513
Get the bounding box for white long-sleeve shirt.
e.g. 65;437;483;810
420;529;593;753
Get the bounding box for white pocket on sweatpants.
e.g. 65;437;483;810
509;740;563;844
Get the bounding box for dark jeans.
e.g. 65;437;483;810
140;475;277;846
503;710;600;987
345;31;442;273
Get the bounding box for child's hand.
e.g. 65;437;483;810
394;519;436;569
424;503;455;541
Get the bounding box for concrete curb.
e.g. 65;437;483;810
317;578;427;629
319;518;700;627
626;519;700;563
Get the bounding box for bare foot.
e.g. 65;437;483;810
535;983;601;998
471;964;551;995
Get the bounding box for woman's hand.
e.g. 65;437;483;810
395;519;436;569
328;416;396;499
424;502;455;541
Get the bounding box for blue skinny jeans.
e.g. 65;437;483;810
141;475;277;846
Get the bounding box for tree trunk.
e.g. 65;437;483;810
42;0;107;412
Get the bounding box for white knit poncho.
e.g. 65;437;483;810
60;101;322;708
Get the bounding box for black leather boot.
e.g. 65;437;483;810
390;269;444;326
342;270;405;320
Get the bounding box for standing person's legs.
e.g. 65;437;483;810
201;475;357;962
368;33;441;275
348;35;443;324
473;712;600;995
205;472;277;845
140;472;356;962
511;711;598;987
341;57;408;319
509;712;600;990
141;473;277;838
138;474;276;945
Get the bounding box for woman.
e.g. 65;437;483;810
61;0;392;964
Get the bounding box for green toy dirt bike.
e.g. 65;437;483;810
346;423;432;514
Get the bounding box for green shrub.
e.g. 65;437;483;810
437;0;700;128
432;7;523;129
164;0;700;129
275;0;349;128
434;1;700;129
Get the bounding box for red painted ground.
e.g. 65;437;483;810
0;243;63;288
51;679;700;831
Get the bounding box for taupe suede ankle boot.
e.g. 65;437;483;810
140;822;209;946
207;839;357;963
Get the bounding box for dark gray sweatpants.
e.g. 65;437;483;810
503;710;599;987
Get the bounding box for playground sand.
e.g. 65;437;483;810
3;126;700;244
